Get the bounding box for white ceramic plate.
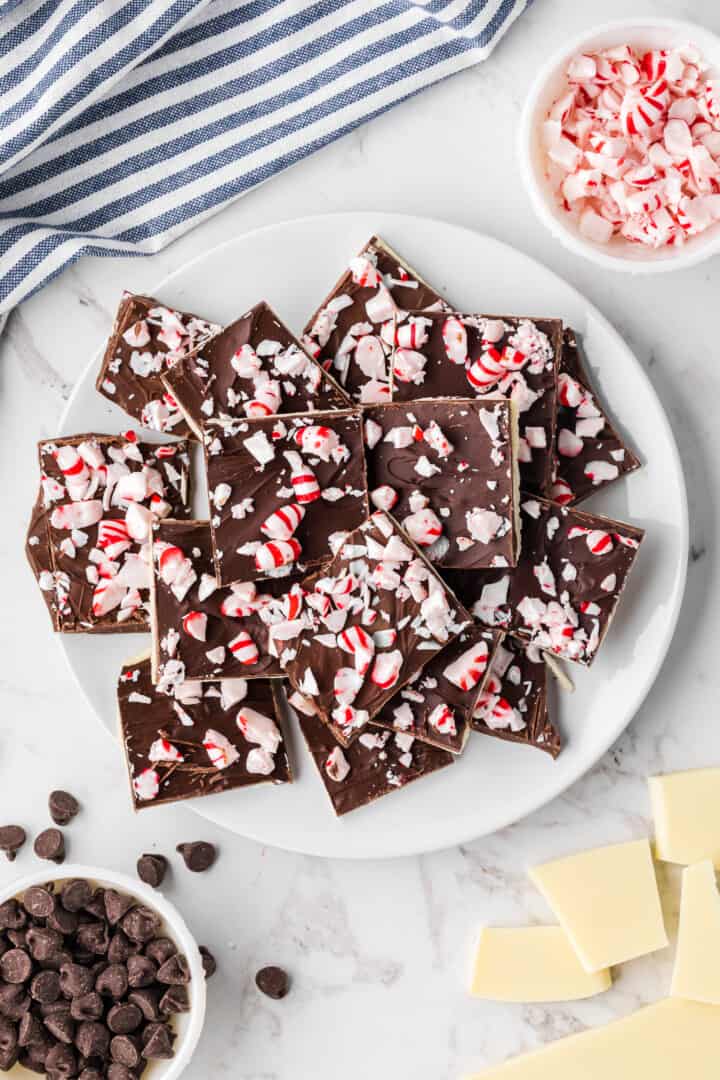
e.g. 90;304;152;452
59;212;688;859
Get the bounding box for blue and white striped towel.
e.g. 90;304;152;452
0;0;530;315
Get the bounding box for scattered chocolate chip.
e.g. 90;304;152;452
103;890;134;927
75;1019;110;1060
60;879;92;913
45;1041;77;1077
110;1032;142;1068
0;826;26;862
26;927;63;963
7;929;27;949
136;853;168;889
18;1011;45;1046
95;964;128;1000
145;937;176;967
199;945;216;979
1;948;32;985
44;1006;75;1044
34;829;65;864
78;1067;103;1080
156;953;190;986
23;886;55;920
126;954;156;989
69;991;103;1022
107;1002;142;1036
121;905;160;944
255;965;290;999
0;982;31;1020
59;962;95;999
74;922;109;957
0;1042;18;1072
142;1021;175;1060
47;905;78;936
83;889;106;921
176;841;216;872
159;985;190;1014
30;970;60;1005
128;988;161;1023
0;899;26;931
107;1064;137;1080
107;931;133;965
48;791;79;827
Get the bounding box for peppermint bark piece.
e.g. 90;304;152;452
118;654;290;810
38;434;191;632
296;709;453;817
25;491;59;629
364;398;520;568
205;410;368;586
472;636;561;759
551;328;641;505
96;293;220;435
163;301;349;437
301;234;448;405
151;519;300;685
467;497;644;666
283;511;471;744
372;625;502;754
389;313;562;496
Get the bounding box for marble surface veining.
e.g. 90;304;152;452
1;1;719;1076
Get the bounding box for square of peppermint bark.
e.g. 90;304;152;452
462;496;644;667
162;300;349;437
389;312;562;497
471;635;561;759
371;625;502;754
301;234;448;405
38;434;191;632
204;410;369;586
296;708;453;817
151;518;302;686
95;293;220;436
550;327;641;506
364;398;520;569
282;511;471;744
118;653;291;810
25;491;60;630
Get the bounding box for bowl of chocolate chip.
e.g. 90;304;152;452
0;865;206;1078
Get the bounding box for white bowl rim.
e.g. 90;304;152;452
0;863;206;1080
518;16;720;273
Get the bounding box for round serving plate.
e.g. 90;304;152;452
58;212;688;858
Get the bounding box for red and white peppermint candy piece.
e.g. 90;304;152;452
260;502;305;541
393;348;426;384
615;532;640;550
51;500;103;530
203;729;240;770
182;611;207;641
365;285;395;323
443;640;489;691
295;425;342;462
500;345;527;371
231;343;262;378
466;508;504;544
558;372;584;408
236;706;281;752
92;577;125;617
403;508;442;546
364;418;383;449
245;379;281;418
133;768;159;801
158;545;185;584
442;316;467;365
125;502;153;542
370;649;402;690
466;348;504;391
586;529;613;555
394;318;431;349
370;485;398;512
428;703;457;736
584;460;619;485
423;420;452;458
148;738;184;763
284;450;321;504
349;255;380;289
621;78;668;137
254;538;301;572
97;519;131;558
228;630;259;665
353;336;387;381
338;624;375;675
333;667;363;707
549;478;574;505
558;428;584;458
54;445;90;498
325;746;351;782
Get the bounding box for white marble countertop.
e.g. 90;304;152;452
1;1;719;1076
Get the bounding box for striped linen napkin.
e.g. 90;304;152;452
0;0;530;315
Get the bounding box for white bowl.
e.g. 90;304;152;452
0;864;206;1079
518;17;720;273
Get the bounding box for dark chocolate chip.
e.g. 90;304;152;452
107;1002;142;1035
47;905;79;936
126;954;156;989
0;1041;18;1071
0;1014;18;1055
20;1041;52;1072
34;829;65;864
7;929;27;949
74;1019;110;1060
59;963;95;999
26;927;63;963
156;953;190;986
107;931;133;965
142;1021;175;1060
74;922;109;957
48;791;80;827
45;1041;77;1077
18;1011;46;1046
44;1006;75;1044
159;984;190;1014
120;905;161;944
60;879;92;913
176;841;216;872
0;948;32;984
95;964;128;1000
199;945;216;979
0;826;26;862
255;965;290;999
0;899;27;930
70;991;103;1022
144;938;176;967
110;1033;142;1068
128;987;161;1022
0;982;31;1020
37;948;72;973
136;853;167;889
107;1065;137;1080
103;891;134;927
78;1068;103;1080
83;889;106;921
30;970;61;1004
23;886;55;919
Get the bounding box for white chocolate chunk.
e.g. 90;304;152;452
470;926;610;1003
468;999;720;1080
671;860;720;1005
529;839;667;972
649;768;720;867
